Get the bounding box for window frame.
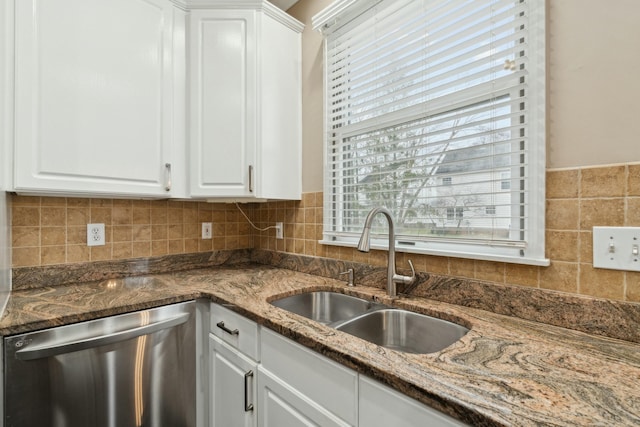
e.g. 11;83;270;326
313;0;548;266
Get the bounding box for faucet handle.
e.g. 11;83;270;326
339;268;355;286
394;260;416;285
406;259;416;284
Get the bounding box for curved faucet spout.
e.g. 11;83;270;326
357;207;416;298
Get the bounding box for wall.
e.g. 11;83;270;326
9;1;640;305
11;196;253;267
547;0;640;168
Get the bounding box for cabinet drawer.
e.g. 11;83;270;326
260;328;357;425
210;303;259;360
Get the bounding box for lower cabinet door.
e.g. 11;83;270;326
257;366;353;427
358;376;467;427
209;334;257;427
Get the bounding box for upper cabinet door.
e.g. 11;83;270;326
189;9;257;198
188;3;303;200
13;0;181;197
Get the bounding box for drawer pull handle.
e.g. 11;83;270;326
244;370;254;412
216;321;239;336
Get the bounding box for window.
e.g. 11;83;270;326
447;207;465;221
501;172;511;190
314;0;547;265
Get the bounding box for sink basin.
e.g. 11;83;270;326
336;309;469;354
271;291;384;325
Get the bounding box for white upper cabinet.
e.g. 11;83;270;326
13;0;185;198
188;1;303;200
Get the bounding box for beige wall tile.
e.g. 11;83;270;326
41;207;66;226
580;199;625;229
626;198;640;226
627;271;640;302
546;199;579;230
505;263;539;287
41;227;66;246
475;261;505;283
113;226;133;243
151;240;168;256
581;165;626;197
67;226;86;245
450;258;475;279
12;247;40;267
12;196;40;206
132;241;151;258
67;207;90;226
424;255;449;275
579;264;624;300
546;230;578;262
91;244;112;261
546;169;579;198
539;262;578;294
67;245;90;263
132;225;151;241
91;207;112;225
133;207;151;224
579;231;593;264
12;227;40;247
12;207;40;227
112;242;133;259
151;225;168;241
112;206;132;225
41;246;66;265
627;164;640;196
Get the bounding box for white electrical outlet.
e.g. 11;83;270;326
593;226;640;272
202;222;212;239
275;222;283;239
87;223;105;247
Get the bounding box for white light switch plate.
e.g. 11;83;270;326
593;226;640;272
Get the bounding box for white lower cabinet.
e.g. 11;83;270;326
359;376;467;427
259;328;358;426
209;334;257;427
207;305;467;427
209;303;260;427
257;367;351;427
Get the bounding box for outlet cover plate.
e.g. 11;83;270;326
593;226;640;272
87;223;105;247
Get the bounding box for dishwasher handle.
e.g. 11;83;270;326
15;312;191;361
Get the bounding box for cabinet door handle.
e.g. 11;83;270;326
216;321;239;336
164;163;172;191
248;165;254;193
244;370;254;412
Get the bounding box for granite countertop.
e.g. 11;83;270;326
1;263;639;426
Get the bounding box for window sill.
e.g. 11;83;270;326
319;239;550;267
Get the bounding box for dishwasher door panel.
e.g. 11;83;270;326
4;301;196;427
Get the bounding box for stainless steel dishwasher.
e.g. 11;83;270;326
3;301;196;427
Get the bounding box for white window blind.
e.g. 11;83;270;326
315;0;547;265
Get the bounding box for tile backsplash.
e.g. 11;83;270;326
10;162;640;303
11;198;252;267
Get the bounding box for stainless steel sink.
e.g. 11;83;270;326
336;309;469;354
271;291;385;325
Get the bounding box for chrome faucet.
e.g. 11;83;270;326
357;207;416;298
